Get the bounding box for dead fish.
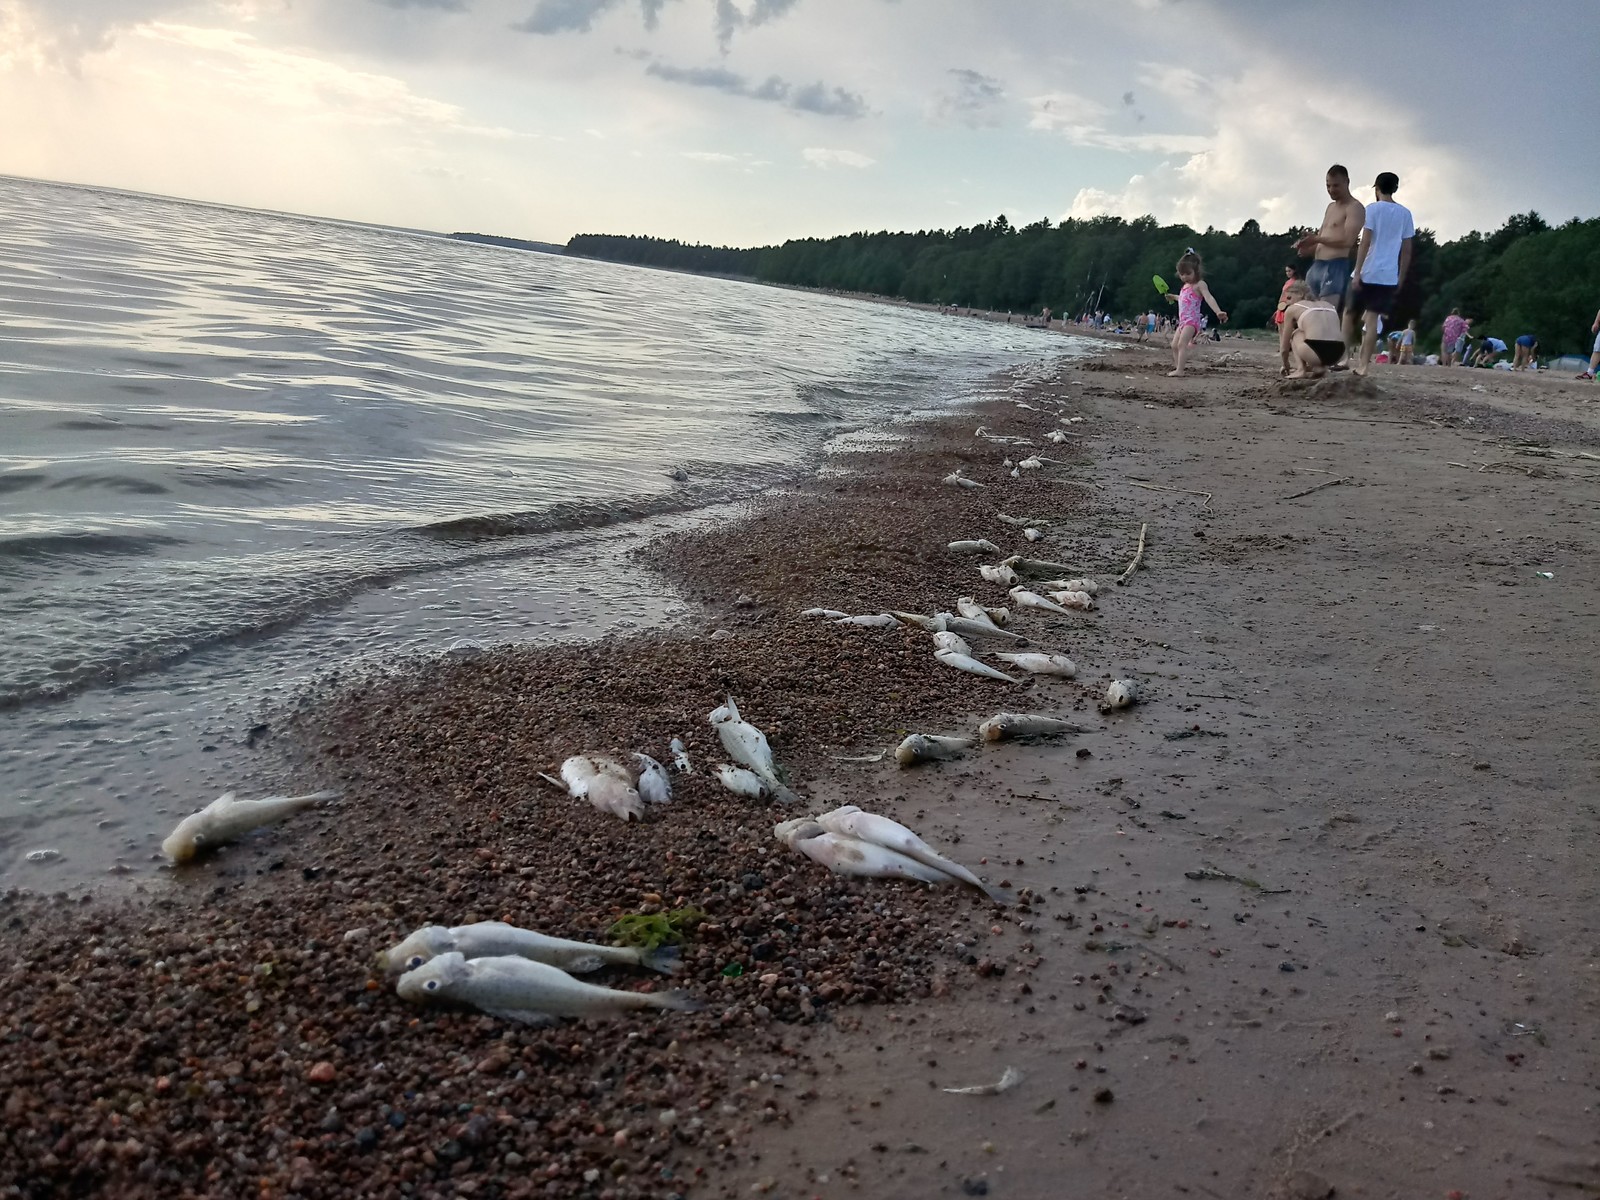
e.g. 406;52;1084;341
934;648;1020;683
943;1066;1024;1096
1009;466;1020;479
932;630;973;656
710;695;801;803
816;805;1000;899
978;712;1084;742
161;789;340;864
943;472;986;489
1003;556;1082;580
1002;457;1014;469
980;564;1019;586
1047;589;1096;611
888;610;947;632
1034;578;1099;595
894;733;977;766
714;763;770;799
800;607;849;619
995;651;1077;677
773;819;956;886
588;768;646;822
1105;679;1140;709
669;737;692;773
948;539;1002;554
396;952;700;1024
1045;430;1069;444
1023;528;1044;542
1009;586;1073;616
935;613;1027;643
1018;457;1043;470
995;513;1044;528
834;613;901;628
956;597;1008;628
378;922;681;975
632;753;672;804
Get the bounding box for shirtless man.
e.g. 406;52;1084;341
1294;164;1365;362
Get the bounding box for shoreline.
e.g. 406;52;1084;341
4;343;1599;1197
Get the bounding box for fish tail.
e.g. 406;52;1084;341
979;881;1014;906
640;945;683;975
648;989;704;1013
294;789;342;805
770;781;806;807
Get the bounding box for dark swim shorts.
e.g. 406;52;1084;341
1307;338;1345;366
1305;258;1352;302
1351;282;1397;316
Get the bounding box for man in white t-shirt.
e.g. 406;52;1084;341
1349;172;1415;376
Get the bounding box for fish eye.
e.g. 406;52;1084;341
407;956;425;969
192;834;206;844
424;979;440;992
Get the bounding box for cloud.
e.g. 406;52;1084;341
512;0;622;34
644;58;866;118
374;0;467;10
0;0;194;66
683;149;769;169
802;146;873;169
1028;90;1206;154
712;0;800;50
932;67;1005;128
1065;61;1469;234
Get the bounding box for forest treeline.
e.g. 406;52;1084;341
566;211;1600;356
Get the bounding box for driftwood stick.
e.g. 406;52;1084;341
1116;522;1148;585
1126;480;1214;508
1283;476;1350;500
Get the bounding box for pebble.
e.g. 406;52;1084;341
307;1062;337;1084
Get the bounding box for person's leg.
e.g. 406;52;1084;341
1353;311;1380;376
1289;334;1325;378
1168;326;1196;376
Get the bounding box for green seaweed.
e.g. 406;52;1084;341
607;906;706;951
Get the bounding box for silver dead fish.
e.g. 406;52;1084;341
978;712;1085;742
980;563;1019;587
714;763;770;799
943;472;986;489
162;789;340;864
396;952;700;1024
1008;587;1074;616
773;819;956;886
800;607;850;619
894;733;977;766
559;755;645;822
711;696;802;804
995;652;1077;677
834;613;901;628
1003;556;1084;581
632;753;673;804
378;921;680;975
669;737;692;773
1105;679;1141;709
815;805;1000;899
1047;589;1096;611
934;648;1020;683
948;539;1002;554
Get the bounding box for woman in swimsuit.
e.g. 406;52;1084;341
1278;281;1345;379
1165;250;1228;377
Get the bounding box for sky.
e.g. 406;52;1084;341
3;0;1595;247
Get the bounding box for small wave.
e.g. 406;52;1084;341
0;531;183;564
45;473;169;495
752;408;845;427
0;472;46;495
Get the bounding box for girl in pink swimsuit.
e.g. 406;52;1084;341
1165;250;1229;377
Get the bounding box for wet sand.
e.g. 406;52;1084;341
2;342;1598;1199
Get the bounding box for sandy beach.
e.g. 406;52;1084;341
3;338;1597;1199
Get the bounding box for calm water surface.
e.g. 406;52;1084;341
0;175;1086;886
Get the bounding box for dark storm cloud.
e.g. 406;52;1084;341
644;59;866;118
933;68;1006;127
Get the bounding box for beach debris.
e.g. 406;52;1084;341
1282;476;1350;501
609;905;705;950
832;749;887;763
956;597;1009;627
944;472;986;489
816;805;1001;900
932;629;973;656
800;607;849;619
1018;457;1044;470
23;849;61;863
666;467;690;482
669;737;692;773
943;1066;1024;1096
396;952;700;1024
1008;586;1073;616
1023;528;1044;542
833;613;901;628
1033;578;1099;595
162;789;341;864
773;818;961;887
1009;466;1021;479
1002;458;1014;470
934;648;1020;683
1047;589;1096;611
895;733;977;766
949;539;1002;554
1063;416;1084;424
995;651;1077;678
978;713;1083;742
1116;523;1149;585
377;922;681;975
714;764;770;799
1045;430;1069;444
995;513;1047;528
980;563;1019;586
632;753;673;804
1104;679;1140;709
1003;556;1083;581
560;755;646;821
711;696;803;804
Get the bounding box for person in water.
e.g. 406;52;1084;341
1164;249;1228;377
1278;281;1345;379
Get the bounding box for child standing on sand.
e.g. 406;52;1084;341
1165;250;1227;377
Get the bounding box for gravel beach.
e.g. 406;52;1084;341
5;339;1599;1199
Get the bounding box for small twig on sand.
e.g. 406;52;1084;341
1116;523;1148;585
1530;1174;1600;1195
1186;692;1240;701
1315;1110;1363;1142
1282;476;1350;500
536;772;566;791
1127;481;1214;508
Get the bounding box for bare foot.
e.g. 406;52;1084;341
1166;369;1185;378
1285;370;1308;379
1351;367;1368;377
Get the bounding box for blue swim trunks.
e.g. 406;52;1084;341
1305;258;1352;302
